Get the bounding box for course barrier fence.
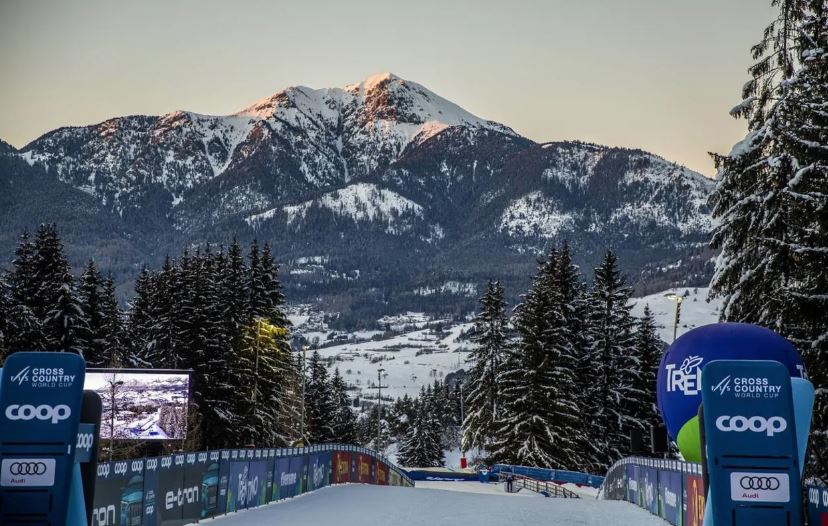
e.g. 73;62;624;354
491;464;604;488
91;443;413;526
599;457;828;526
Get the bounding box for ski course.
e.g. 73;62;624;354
206;482;668;526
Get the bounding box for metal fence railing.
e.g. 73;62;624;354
499;472;580;498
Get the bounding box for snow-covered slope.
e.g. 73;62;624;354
207;483;667;526
295;288;721;400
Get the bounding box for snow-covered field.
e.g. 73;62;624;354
629;287;721;343
292;287;721;400
206;483;667;526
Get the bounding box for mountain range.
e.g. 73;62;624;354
1;73;716;326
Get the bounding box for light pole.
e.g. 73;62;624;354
301;345;308;446
664;293;684;342
108;379;124;461
376;368;385;452
458;379;467;468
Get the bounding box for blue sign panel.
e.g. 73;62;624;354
658;470;682;525
247;459;269;508
0;352;86;526
225;455;248;512
625;464;638;503
308;452;331;491
272;457;295;501
701;360;802;525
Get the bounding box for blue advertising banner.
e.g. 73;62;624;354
273;457;301;500
308;452;331;491
91;458;145;526
225;453;249;512
247;458;270;508
142;457;160;526
215;450;231;516
0;352;86;526
289;455;307;495
702;360;802;525
658;470;682;525
808;485;828;526
625;464;638;504
639;467;658;515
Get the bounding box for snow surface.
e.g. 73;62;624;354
246;183;424;235
628;287;721;343
499;191;575;238
204;483;667;526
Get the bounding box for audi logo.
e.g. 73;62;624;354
740;476;780;490
10;461;47;475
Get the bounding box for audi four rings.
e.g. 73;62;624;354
740;476;780;491
10;462;48;475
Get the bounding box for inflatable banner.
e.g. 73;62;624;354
657;323;805;462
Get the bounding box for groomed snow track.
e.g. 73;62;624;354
207;482;668;526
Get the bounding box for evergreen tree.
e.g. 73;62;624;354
331;368;358;443
710;0;828;479
397;388;444;467
582;250;640;472
305;351;336;443
634;305;664;435
490;250;581;469
99;274;122;366
77;260;108;366
463;281;508;452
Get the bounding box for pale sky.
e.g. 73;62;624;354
0;0;775;176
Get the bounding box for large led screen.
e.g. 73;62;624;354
85;369;190;440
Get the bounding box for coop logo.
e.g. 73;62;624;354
77;432;94;450
8;366;76;388
665;356;703;395
808;487;828;506
113;462;128;475
161;457;172;468
146;458;158;471
165;485;199;510
715;415;787;437
5;404;71;424
97;464;110;478
280;471;298;486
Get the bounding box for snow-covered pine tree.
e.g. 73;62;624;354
582;250;640;472
0;274;40;358
77;260;108;366
633;305;664;436
489;249;581;469
125;267;154;367
331;368;358;443
99;274;122;366
462;280;508;452
398;387;444;467
44;280;88;356
710;0;828;479
554;245;595;472
305;351;337;443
